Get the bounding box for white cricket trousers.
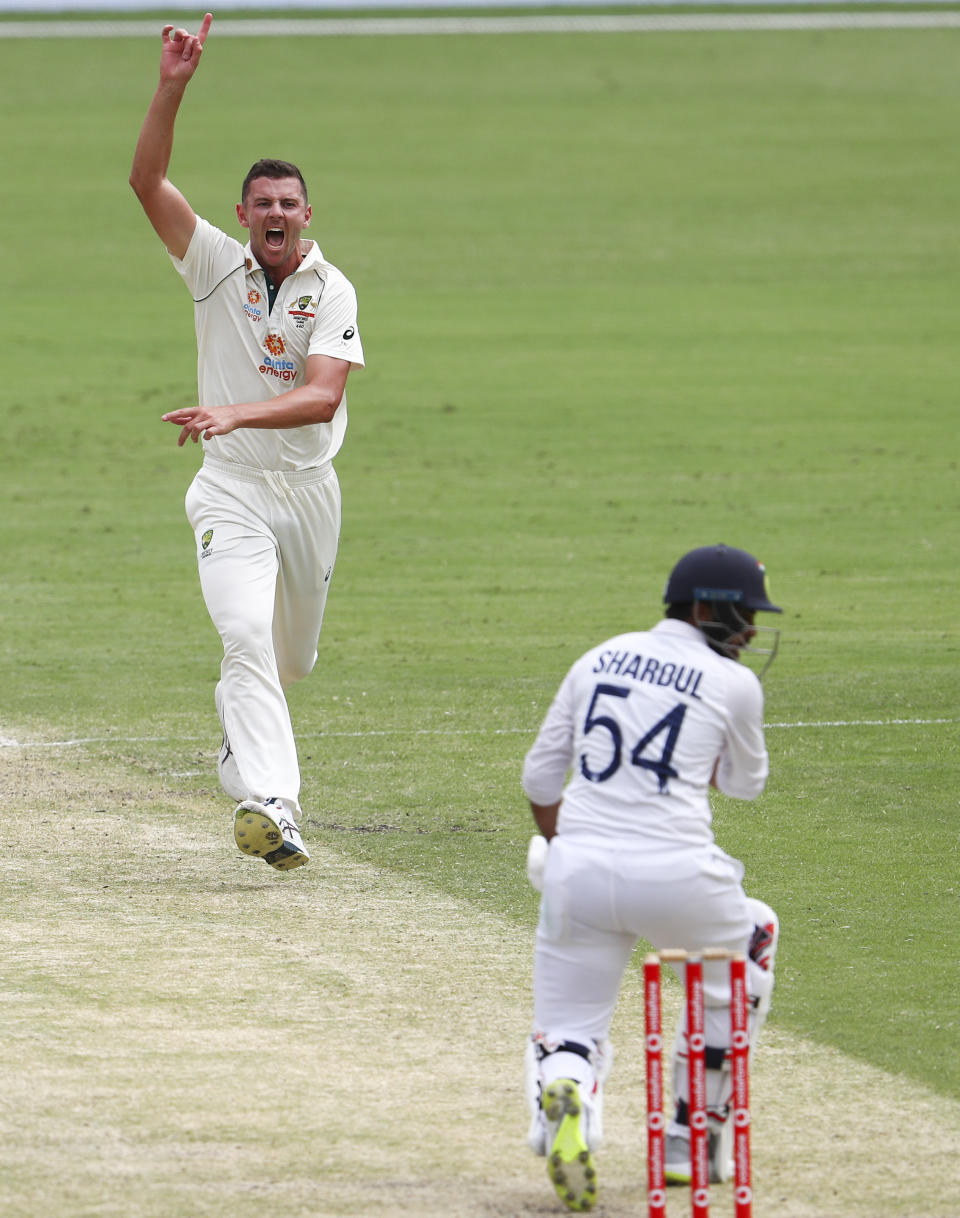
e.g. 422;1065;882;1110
184;456;341;814
533;835;771;1097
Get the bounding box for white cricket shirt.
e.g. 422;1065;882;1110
522;619;769;847
170;216;365;471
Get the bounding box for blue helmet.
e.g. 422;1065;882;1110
664;544;781;613
664;545;782;675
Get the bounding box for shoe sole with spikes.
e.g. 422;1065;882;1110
263;842;309;871
544;1079;598;1212
234;802;309;871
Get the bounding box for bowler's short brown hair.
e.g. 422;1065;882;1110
241;159;308;204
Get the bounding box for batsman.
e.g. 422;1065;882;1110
522;545;781;1211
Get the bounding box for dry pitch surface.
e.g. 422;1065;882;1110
1;746;957;1218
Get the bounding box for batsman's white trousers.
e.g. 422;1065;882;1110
534;835;768;1078
185;456;341;813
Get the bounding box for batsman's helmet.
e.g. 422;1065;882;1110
664;544;782;673
664;544;781;613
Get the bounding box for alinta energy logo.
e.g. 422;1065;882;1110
244;288;264;324
260;332;296;382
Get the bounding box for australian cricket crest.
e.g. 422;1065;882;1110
200;528;214;558
288;294;317;329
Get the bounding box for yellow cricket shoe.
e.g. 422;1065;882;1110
543;1079;598;1212
234;798;309;871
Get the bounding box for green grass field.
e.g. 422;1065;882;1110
2;10;959;1215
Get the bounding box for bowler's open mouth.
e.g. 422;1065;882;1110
266;228;284;248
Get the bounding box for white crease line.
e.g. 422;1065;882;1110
766;718;958;728
1;718;956;749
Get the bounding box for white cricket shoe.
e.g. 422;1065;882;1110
664;1131;692;1185
663;1127;732;1185
234;798;309;871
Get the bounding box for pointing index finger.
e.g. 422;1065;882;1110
196;12;213;45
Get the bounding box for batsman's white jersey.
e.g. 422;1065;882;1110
522;618;768;846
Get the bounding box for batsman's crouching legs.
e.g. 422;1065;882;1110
666;898;779;1183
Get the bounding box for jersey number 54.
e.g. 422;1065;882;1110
580;683;687;793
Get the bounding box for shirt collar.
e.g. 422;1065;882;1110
242;238;324;278
650;618;709;647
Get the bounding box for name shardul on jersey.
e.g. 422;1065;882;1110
592;649;705;699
